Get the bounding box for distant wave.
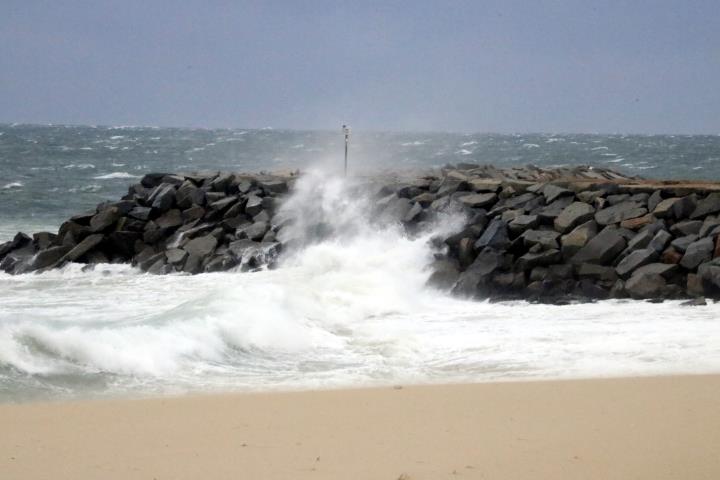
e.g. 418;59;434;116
94;172;139;180
64;163;95;169
2;182;23;189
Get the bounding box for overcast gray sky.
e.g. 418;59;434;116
1;1;718;133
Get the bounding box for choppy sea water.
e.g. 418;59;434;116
1;124;720;402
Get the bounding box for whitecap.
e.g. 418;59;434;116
2;182;23;189
522;143;540;148
455;149;473;155
401;141;425;147
460;140;478;147
591;146;609;151
64;163;95;170
93;172;139;180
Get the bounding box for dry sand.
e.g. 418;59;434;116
1;375;719;479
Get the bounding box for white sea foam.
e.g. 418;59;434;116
2;182;23;190
1;170;720;401
455;149;473;155
93;172;140;180
64;163;96;170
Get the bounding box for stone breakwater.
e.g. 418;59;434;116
2;164;720;303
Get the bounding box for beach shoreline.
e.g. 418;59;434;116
2;374;719;479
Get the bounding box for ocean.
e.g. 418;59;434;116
1;124;720;402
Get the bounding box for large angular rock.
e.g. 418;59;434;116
89;206;121;233
183;235;217;258
542;184;573;204
150;184;176;211
698;259;720;290
625;273;667;299
458;193;497;208
595;202;647;226
474;218;509;250
615;248;658;278
260;179;288;194
62;234;105;262
129;206;153;221
508;214;539;234
561;220;598;257
633;262;679;279
571;227;626;265
427;259;460;290
244;195;264;217
690;193;720;219
521;229;560;250
554;202;595;233
176;181;205;209
577;263;618;282
680;237;714;270
670;220;703;236
515;249;562;271
453;248;506;297
26;245;73;271
237;221;269;241
648;230;672;253
155;209;183;229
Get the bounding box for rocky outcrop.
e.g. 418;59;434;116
3;162;720;304
0;172;290;275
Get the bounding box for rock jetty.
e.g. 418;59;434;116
2;164;720;303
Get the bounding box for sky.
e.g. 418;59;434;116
1;0;719;134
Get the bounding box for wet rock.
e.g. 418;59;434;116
625;273;667;299
26;245;73;272
129;206;153;221
176;181;205;209
577;263;618;282
681;297;707;306
542;184;573;203
560;220;598;257
183;235;217;258
515;249;562;271
687;273;705;296
648;230;672;253
633;262;679;279
453;248;506;296
474;218;509;250
90;206;121;233
670;220;703;236
237;221;269;241
62;234;105;262
150;184;176;211
571;227;626;265
33;232;56;250
244;195;264;217
155;209;184;229
427;258;460;290
259;179;288;194
508;214;539;234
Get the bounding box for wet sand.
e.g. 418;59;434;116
1;375;719;479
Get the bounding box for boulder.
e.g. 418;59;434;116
183;235;217;258
508;214;539;234
129;207;153;221
560;220;598;257
679;237;714;270
648;230;672;253
542;184;573;203
620;214;654;230
577;263;618;282
698;259;720;290
237;221;269;241
670;235;698;253
260;180;288;194
595;202;647;226
660;247;683;265
515;249;562;271
427;259;461;290
521;229;560;250
554;202;595;233
62;234;105;262
625;273;667;299
647;190;663;212
165;248;188;265
244;195;264;216
155;209;184;229
469;179;501;192
474;218;509;250
458;193;497;209
89;207;121;233
26;245;73;272
690;193;720;219
150;184;176;211
571;227;626;265
615;248;658;278
670;220;703;236
453;248;506;296
633;262;679;279
654;196;695;219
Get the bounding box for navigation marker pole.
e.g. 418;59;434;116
342;124;350;176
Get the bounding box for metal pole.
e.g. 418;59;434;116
342;125;350;176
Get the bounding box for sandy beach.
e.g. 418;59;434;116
1;375;719;479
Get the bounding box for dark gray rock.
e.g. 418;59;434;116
648;230;672;253
542;184;573;204
89;207;121;233
680;237;714;270
508;214;539;234
474;218;509;250
403;202;424;223
237;221;269;241
536;196;574;222
670;220;703;236
690;193;720;219
453;248;505;296
26;245;73;272
244;195;264;216
554;202;595;233
595;202;647;226
698;259;720;290
260;180;288;194
155;209;183;229
521;229;560;250
63;234;105;262
129;207;153;221
515;249;562;271
571;227;626;265
625;273;667;299
671;234;698;253
150;184;176;211
647;190;663;212
183;235;217;258
560;220;598;257
33;232;56;250
427;258;461;290
458;193;497;209
615;248;658;278
165;248;188;265
633;262;679;279
577;263;618;282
